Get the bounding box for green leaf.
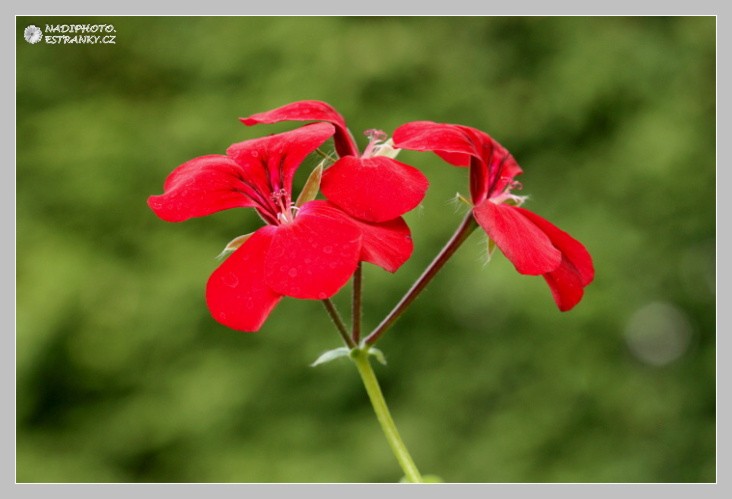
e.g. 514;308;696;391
295;160;325;207
310;347;351;367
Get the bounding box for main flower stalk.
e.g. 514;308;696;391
350;347;423;483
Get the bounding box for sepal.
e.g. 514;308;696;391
216;232;254;260
485;237;497;264
295;160;325;207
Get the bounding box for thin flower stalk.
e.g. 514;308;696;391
364;212;478;346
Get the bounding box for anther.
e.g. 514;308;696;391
362;129;390;158
364;129;387;142
270;188;288;201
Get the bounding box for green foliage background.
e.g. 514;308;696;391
16;16;716;483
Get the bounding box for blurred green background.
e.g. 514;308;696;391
16;16;715;483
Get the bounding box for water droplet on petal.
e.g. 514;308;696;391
222;273;239;288
323;245;333;254
288;268;298;278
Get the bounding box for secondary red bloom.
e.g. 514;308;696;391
148;123;413;332
393;121;594;311
241;100;429;223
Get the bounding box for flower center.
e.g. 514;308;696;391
271;188;296;224
490;179;527;206
361;129;399;159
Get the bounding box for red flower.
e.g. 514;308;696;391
148;123;415;332
241;100;429;223
393;122;594;311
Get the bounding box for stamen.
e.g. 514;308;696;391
507;194;527;206
362;129;389;158
490;182;528;207
270;188;287;206
364;129;387;142
372;138;400;159
495;192;527;206
271;188;294;223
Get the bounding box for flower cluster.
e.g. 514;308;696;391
149;101;594;332
148;101;427;331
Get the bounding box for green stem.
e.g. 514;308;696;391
363;212;478;346
322;299;356;349
351;348;423;483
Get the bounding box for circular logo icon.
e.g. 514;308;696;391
24;25;43;44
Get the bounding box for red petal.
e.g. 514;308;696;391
543;258;586;311
205;226;282;332
475;133;522;198
264;201;361;299
394;122;524;204
148;155;257;223
473;201;561;275
393;121;476;166
514;207;595;287
320;156;429;223
352;215;413;273
225;122;335;199
241;100;358;157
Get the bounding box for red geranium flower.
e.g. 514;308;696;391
393;122;594;311
148;122;416;332
241;100;429;223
